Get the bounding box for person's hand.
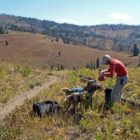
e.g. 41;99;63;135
98;70;105;81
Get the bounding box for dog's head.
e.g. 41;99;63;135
93;84;103;91
85;82;102;93
62;88;72;96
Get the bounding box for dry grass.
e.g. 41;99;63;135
0;31;140;139
0;68;140;140
0;62;49;104
0;31;138;69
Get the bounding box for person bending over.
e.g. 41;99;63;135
99;54;128;105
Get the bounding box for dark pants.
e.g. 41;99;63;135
104;88;112;110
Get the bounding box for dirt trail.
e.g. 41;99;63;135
0;75;60;121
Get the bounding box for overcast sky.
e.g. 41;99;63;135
0;0;139;25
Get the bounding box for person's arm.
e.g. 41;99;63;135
104;65;115;78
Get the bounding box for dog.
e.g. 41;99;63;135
62;87;84;96
32;100;60;117
63;83;102;111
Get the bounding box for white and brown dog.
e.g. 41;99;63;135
63;80;102;110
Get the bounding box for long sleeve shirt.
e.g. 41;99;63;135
105;59;128;78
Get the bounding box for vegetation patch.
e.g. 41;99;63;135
1;68;140;139
0;62;49;104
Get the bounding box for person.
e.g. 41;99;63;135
99;54;128;106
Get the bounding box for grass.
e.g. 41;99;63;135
0;67;140;140
0;62;49;104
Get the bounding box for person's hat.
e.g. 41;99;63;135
101;54;111;64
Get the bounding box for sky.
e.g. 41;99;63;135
0;0;139;25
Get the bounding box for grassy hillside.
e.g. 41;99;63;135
0;66;140;140
0;16;140;140
0;31;138;69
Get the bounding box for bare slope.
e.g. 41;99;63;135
0;31;138;68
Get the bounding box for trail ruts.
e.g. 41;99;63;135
0;75;60;121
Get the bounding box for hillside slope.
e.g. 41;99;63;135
0;14;140;52
0;31;138;68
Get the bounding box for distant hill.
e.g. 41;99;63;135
0;31;138;68
0;14;140;52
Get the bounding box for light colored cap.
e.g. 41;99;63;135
101;54;111;64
